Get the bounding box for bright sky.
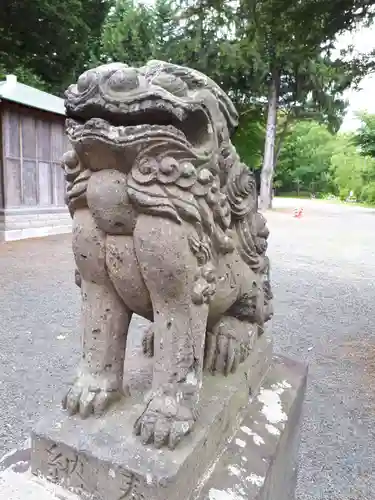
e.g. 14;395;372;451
336;24;375;132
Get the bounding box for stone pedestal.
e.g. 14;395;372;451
29;336;307;500
196;354;307;500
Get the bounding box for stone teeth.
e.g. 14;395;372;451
174;107;185;121
108;128;120;140
140;99;151;110
129;103;141;113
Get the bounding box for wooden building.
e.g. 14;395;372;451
0;75;71;241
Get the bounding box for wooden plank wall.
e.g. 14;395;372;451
1;102;69;209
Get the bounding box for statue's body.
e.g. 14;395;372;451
61;61;273;450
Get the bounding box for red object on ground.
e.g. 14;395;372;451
293;207;304;218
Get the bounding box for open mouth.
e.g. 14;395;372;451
66;101;212;149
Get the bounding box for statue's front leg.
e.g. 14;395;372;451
134;216;208;449
62;209;131;418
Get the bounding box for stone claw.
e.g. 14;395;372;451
204;319;253;375
62;373;121;418
134;391;195;449
204;331;242;375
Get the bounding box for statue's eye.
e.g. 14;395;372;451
151;73;188;97
77;70;95;93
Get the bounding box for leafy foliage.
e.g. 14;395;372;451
330;138;369;199
232;108;266;169
276;121;336;194
1;0;374;205
352;112;375;158
0;64;46;91
97;0;157;66
274;115;375;206
0;0;112;93
245;0;373;207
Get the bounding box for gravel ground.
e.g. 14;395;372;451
0;199;375;499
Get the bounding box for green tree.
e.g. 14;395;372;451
232;108;266;170
97;0;156;66
235;0;374;209
99;0;245;99
96;0;185;67
352;112;375;158
94;0;374;207
168;0;245;97
83;0;117;65
0;64;46;91
344;114;375;203
96;0;267;172
275;120;336;194
330;135;370;199
168;0;373;208
0;0;112;93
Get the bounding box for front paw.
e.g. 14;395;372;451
134;389;195;449
62;371;122;419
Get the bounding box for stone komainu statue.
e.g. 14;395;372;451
61;61;273;449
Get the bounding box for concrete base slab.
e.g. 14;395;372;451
31;335;272;500
1;348;307;500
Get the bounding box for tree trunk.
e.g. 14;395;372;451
259;70;279;211
274;111;293;170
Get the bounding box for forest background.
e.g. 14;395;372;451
2;0;375;207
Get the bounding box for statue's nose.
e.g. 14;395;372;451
107;68;140;92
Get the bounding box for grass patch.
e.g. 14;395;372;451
275;191;311;199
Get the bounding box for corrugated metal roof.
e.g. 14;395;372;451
0;75;65;116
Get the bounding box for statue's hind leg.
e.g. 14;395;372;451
62;209;131;418
204;317;258;375
205;281;264;375
133;216;208;449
